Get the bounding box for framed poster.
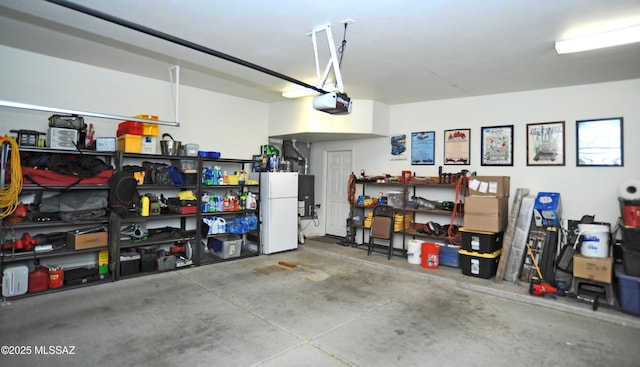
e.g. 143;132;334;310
526;121;565;166
411;131;435;165
576;117;623;167
444;129;470;165
481;125;513;166
390;133;407;161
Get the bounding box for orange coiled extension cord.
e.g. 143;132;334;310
0;136;22;218
347;172;356;204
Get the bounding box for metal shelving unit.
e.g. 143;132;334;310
350;179;463;257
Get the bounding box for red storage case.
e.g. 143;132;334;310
117;121;143;136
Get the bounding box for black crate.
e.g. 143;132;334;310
459;249;501;279
622;228;640;251
137;246;158;272
461;229;503;253
140;255;157;272
64;267;99;285
120;252;140;276
622;244;640;277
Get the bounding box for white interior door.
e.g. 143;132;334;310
325;150;352;237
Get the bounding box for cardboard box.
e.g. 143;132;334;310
467;176;510;197
463;196;509;232
573;255;613;283
66;231;108;250
534;192;561;227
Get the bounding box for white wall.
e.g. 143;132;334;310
2;45;638;240
268;98;389;136
308;79;640;238
0;46;268;159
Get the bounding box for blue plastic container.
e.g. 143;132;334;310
438;244;460;267
615;264;640;315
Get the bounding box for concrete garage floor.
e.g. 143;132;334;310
1;237;640;367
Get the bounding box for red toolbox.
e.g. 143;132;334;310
167;198;197;214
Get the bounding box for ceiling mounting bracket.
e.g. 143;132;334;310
310;24;345;93
169;65;180;125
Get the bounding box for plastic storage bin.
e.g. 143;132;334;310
117;134;142;153
460;228;503;253
615;265;640;315
387;190;404;208
117;121;143;136
208;235;242;259
183;144;199;156
458;249;501;279
438;244;460;267
621;244;640;277
142;122;159;136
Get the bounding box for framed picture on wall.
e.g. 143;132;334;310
576;117;623;167
481;125;513;166
526;121;565;166
443;129;470;165
410;131;435;165
389;133;408;161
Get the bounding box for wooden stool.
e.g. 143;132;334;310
572;277;616;307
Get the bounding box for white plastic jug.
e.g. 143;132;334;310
204;217;226;234
246;193;257;210
215;217;226;234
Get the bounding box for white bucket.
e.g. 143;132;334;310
576;223;610;258
407;240;422;265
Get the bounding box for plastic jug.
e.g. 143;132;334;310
246;193;257;210
214;217;226;234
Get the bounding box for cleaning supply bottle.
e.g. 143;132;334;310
246;192;257;210
141;195;150;216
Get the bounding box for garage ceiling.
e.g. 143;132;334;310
1;0;640;105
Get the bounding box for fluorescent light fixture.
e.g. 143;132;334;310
555;24;640;54
282;87;320;98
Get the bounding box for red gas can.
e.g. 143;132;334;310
623;205;640;227
48;266;64;289
28;266;49;293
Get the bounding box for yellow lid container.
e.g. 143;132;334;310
142;123;159;136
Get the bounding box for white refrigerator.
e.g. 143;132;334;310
260;172;299;254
